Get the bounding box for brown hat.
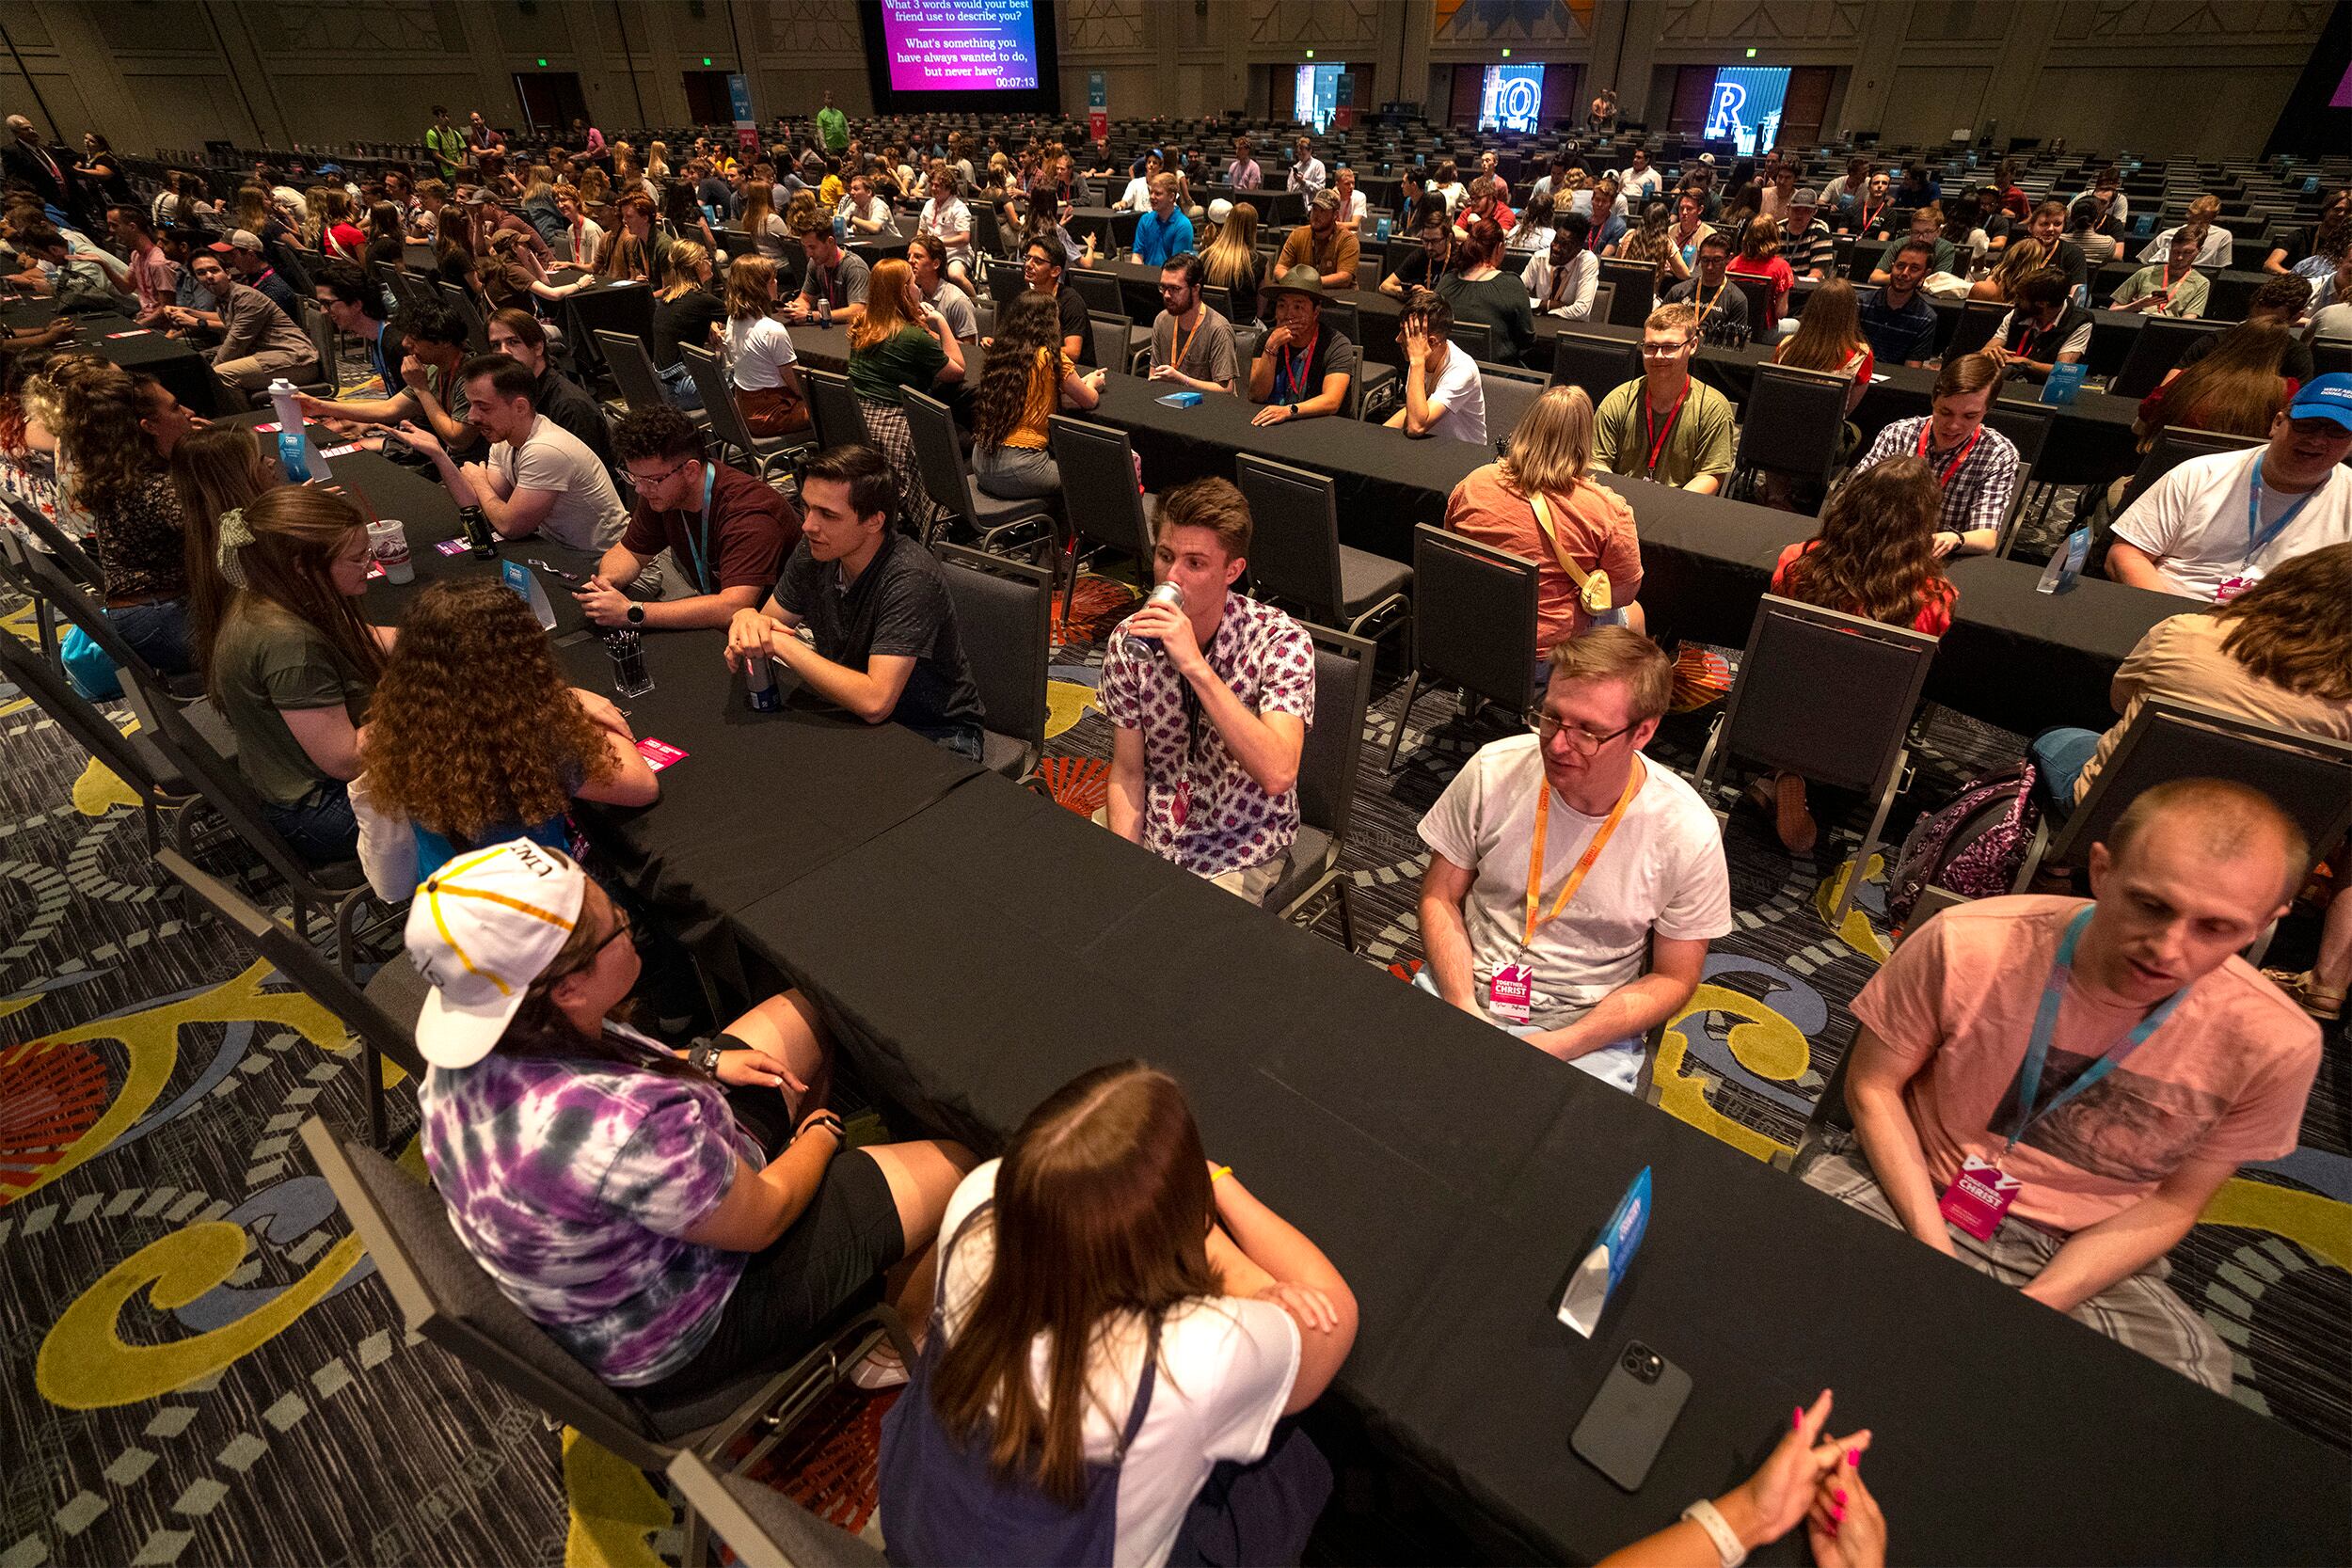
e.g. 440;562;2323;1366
1259;263;1328;305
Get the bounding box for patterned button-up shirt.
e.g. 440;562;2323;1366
1099;593;1315;879
1852;416;2021;539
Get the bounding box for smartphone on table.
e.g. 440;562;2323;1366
1570;1339;1692;1493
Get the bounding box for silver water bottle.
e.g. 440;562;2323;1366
1135;579;1184;653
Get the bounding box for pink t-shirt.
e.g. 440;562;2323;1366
1851;895;2318;1234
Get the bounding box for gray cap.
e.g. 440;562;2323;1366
207;229;265;254
1791;187;1820;208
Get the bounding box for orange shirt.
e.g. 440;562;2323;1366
1444;464;1641;650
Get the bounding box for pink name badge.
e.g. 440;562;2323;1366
105;329;152;340
1487;963;1534;1024
435;538;470;555
1938;1156;2020;1241
636;737;688;771
253;422;281;435
2213;575;2255;604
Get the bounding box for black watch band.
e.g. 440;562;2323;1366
689;1039;722;1074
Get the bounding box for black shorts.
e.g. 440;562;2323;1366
639;1147;905;1402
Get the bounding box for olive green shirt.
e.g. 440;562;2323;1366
213;608;371;805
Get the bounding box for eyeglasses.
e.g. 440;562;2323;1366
1640;339;1694;358
627;455;693;491
1526;709;1636;750
592;904;633;957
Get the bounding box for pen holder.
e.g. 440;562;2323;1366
605;629;654;697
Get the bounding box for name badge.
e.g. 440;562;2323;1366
1938;1155;2020;1241
2213;573;2258;604
1170;779;1191;831
1487;963;1534;1024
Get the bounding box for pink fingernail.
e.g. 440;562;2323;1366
1832;1505;1846;1523
1792;1405;1803;1428
1835;1488;1848;1506
1847;1448;1861;1466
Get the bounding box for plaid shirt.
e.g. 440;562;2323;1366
1853;417;2020;538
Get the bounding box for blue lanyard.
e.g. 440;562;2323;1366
2245;454;2322;567
368;323;393;385
2007;907;2184;1151
681;465;717;593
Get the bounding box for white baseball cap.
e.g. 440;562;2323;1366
1207;198;1233;225
405;838;589;1069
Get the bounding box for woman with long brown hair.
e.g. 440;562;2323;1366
721;254;810;436
352;578;657;897
1773;277;1873;413
404;838;971;1399
880;1060;1356;1567
970;292;1102;499
738;179;790;261
2135;320;2294;444
1608;198;1690;286
1765;457;1955;853
52;358;200;674
1968;234;2045;303
168;420;276;682
207;484;393;863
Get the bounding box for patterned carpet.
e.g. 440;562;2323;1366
2;546;2347;1568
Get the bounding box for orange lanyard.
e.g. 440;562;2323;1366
1697;277;1728;322
1520;765;1641;948
1168;309;1202;372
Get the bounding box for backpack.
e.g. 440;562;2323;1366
1883;760;2042;928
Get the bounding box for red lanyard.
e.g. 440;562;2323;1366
1281;328;1318;401
1917;422;1981;486
1859;200;1883;232
1643;383;1690;477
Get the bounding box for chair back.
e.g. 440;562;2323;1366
155;848;426;1082
1550;330;1642;408
1983;399;2055;472
294;1118;665;1469
934;543;1052;771
1088;313;1130;373
1234;454;1345;626
2047;699;2352;871
679;345;761;459
666;1452;888;1568
596;329;672;415
1481;368;1547;451
1046;416;1155;562
803;366;867;451
1297;623;1375;843
298;302;340;394
1446;319;1494;361
4;493;103;585
1727;273;1772;328
1586;280;1616;327
1948;297;2008;358
986;259;1025;310
1201;282;1234;321
2312;335;2352;378
899;388;980;527
1734;364;1851;485
2107;316;2229;400
1071;269;1126;319
434;281;489;351
2116;426;2265;515
1597;258;1655;325
1714;595;1938;796
1406;524;1540;712
1110;209;1142;252
0;625;175;800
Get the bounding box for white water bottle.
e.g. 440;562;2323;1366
265;378;328;483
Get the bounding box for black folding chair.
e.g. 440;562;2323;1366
157;848;423;1150
1728;364;1850;502
1232;452;1411;643
0;626;197;856
802;366;867;453
596;329;701;424
2011;701;2352;940
664;1453;887;1568
298;1118;914;1568
1597;259;1655;326
2106;316;2229;401
1550;330;1642;410
1691;595;1940;929
1263;624;1376;950
1984;400;2057;558
679;345;804;482
1446;319;1494;362
1045;415;1161;627
1727;274;1773;333
1381;526;1540;774
1947;298;2009;359
934;543;1053;781
902;387;1055;557
1481;367;1547;452
1315;298;1386;417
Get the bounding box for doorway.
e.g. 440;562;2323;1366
513;71;589;138
682;70;734;126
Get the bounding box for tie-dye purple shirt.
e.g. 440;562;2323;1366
419;1026;760;1387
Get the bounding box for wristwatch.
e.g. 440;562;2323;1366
625;602;645;625
687;1039;723;1075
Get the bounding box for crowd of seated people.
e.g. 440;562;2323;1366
13;98;2352;1568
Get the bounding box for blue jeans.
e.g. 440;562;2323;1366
110;596;195;677
2028;727;2102;823
262;779;360;865
906;721;985;762
657;359;705;411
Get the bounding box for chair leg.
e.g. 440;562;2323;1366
1830;752;1905;931
1336;879;1358;953
2010;819;2051;895
1380;670;1422;774
365;1043;388;1151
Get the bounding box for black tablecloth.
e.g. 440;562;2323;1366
549;273;656;348
717;768;2352;1566
6;300;230;418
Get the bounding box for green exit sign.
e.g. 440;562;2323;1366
535;57;548;67
1746;47;1757;57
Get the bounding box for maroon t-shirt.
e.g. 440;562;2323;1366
619;462;800;595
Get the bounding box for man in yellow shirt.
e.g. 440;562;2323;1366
1271;190;1359;291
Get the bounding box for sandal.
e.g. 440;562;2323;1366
849;1342;910;1391
2261;969;2346;1022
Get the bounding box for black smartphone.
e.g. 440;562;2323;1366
1570;1340;1692;1493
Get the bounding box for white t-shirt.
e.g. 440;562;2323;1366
1620;166;1663;200
1418;736;1733;1028
2111;447;2352;601
925;1161;1299;1568
1421;344;1487;447
489;415;627;552
1118;176;1153;211
918;196;974;259
1335;189;1368;229
723;314;800;391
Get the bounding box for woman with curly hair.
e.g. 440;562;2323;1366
168;420;277;682
351;578;658;898
208;484;393;863
1608;198;1692;287
969;292;1102;500
1763;456;1955;853
51;358;201;674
